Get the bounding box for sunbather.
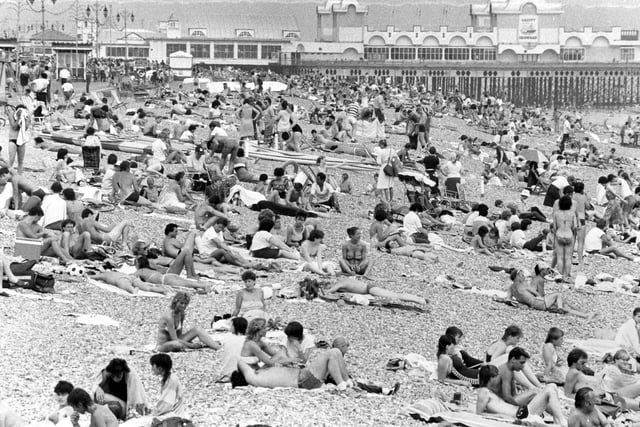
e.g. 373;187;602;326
486;325;542;390
339;227;372;278
437;335;479;387
90;270;171;295
476;363;567;426
68;388;119;427
233;347;351;390
506;269;595;319
156;292;221;352
232;270;266;319
300;229;336;276
565;349;602;397
325;277;427;305
541;327;568;385
598;350;640;409
135;255;211;293
79;208;133;248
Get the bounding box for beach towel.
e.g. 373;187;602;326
1;289;73;304
227;184;265;207
565;338;623;359
66;313;120;327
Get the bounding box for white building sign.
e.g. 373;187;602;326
518;15;539;46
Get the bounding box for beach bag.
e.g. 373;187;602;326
383;153;398;177
151;417;195;427
29;271;55;293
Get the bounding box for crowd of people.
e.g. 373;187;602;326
4;61;640;426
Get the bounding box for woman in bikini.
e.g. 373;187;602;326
239;318;294;369
136;256;212;293
90;270;171;295
553;195;577;282
300;229;336;276
325;277;427;305
286;212;309;247
156;292;221;352
340;227;372;277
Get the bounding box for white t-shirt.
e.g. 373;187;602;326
179;130;194;142
509;229;526;249
403;211;422;235
152;139;167;162
32;78;49;92
495;219;511;239
584;227;605;252
61;82;74;93
211;127;228;138
551;176;569;191
310;182;334;203
198;227;224;256
187;154;205;171
59;68;71;79
250;231;273;251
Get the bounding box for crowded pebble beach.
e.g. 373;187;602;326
3;64;640;427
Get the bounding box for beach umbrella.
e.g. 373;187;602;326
519;149;548;164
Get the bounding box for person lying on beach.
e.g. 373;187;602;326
156;292;221;352
90;270;171;295
476;362;567;426
135;255;212;293
325;277;427;305
232;347;351;390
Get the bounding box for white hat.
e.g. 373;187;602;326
520;189;530;198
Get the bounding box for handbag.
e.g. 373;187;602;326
383;150;397;177
29;272;55;294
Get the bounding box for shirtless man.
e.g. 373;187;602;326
16;207;73;263
497;347;544;406
207;123;239;174
194;196;229;231
568;388;610;427
112;160;153;206
162;223;197;278
565;349;601;397
476;363;567;426
90;270;171;295
60;219;93;259
78;208;133;248
340;227;372;278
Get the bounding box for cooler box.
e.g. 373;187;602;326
14;238;43;260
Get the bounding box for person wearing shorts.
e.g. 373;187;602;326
249;218;300;261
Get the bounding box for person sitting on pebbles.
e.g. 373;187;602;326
231;270;267;321
156;292;221;352
300;229;337;276
505;269;596;320
339;227;373;278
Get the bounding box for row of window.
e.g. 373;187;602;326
365;47;497;61
105;47;150;58
165;43;280;59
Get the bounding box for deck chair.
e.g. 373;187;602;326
98;88;127;111
82;146;101;174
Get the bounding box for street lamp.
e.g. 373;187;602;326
84;2;108;56
27;0;57;59
115;10;134;62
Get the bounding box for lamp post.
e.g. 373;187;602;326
115;10;134;62
27;0;57;59
85;2;108;57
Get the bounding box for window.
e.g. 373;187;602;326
364;46;389;61
190;43;210;58
237;44;258;59
417;47;442;60
127;47;149;58
166;43;187;57
471;47;496;61
191;30;206;37
106;46;126;57
390;47;415;60
214;44;234;58
284;32;299;39
520;54;540;63
621;47;635;62
262;45;281;60
237;30;253;38
560;48;584;61
444;47;469;61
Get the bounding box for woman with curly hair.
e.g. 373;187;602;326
156;292;221;352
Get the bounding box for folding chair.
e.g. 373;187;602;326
82;145;101;176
